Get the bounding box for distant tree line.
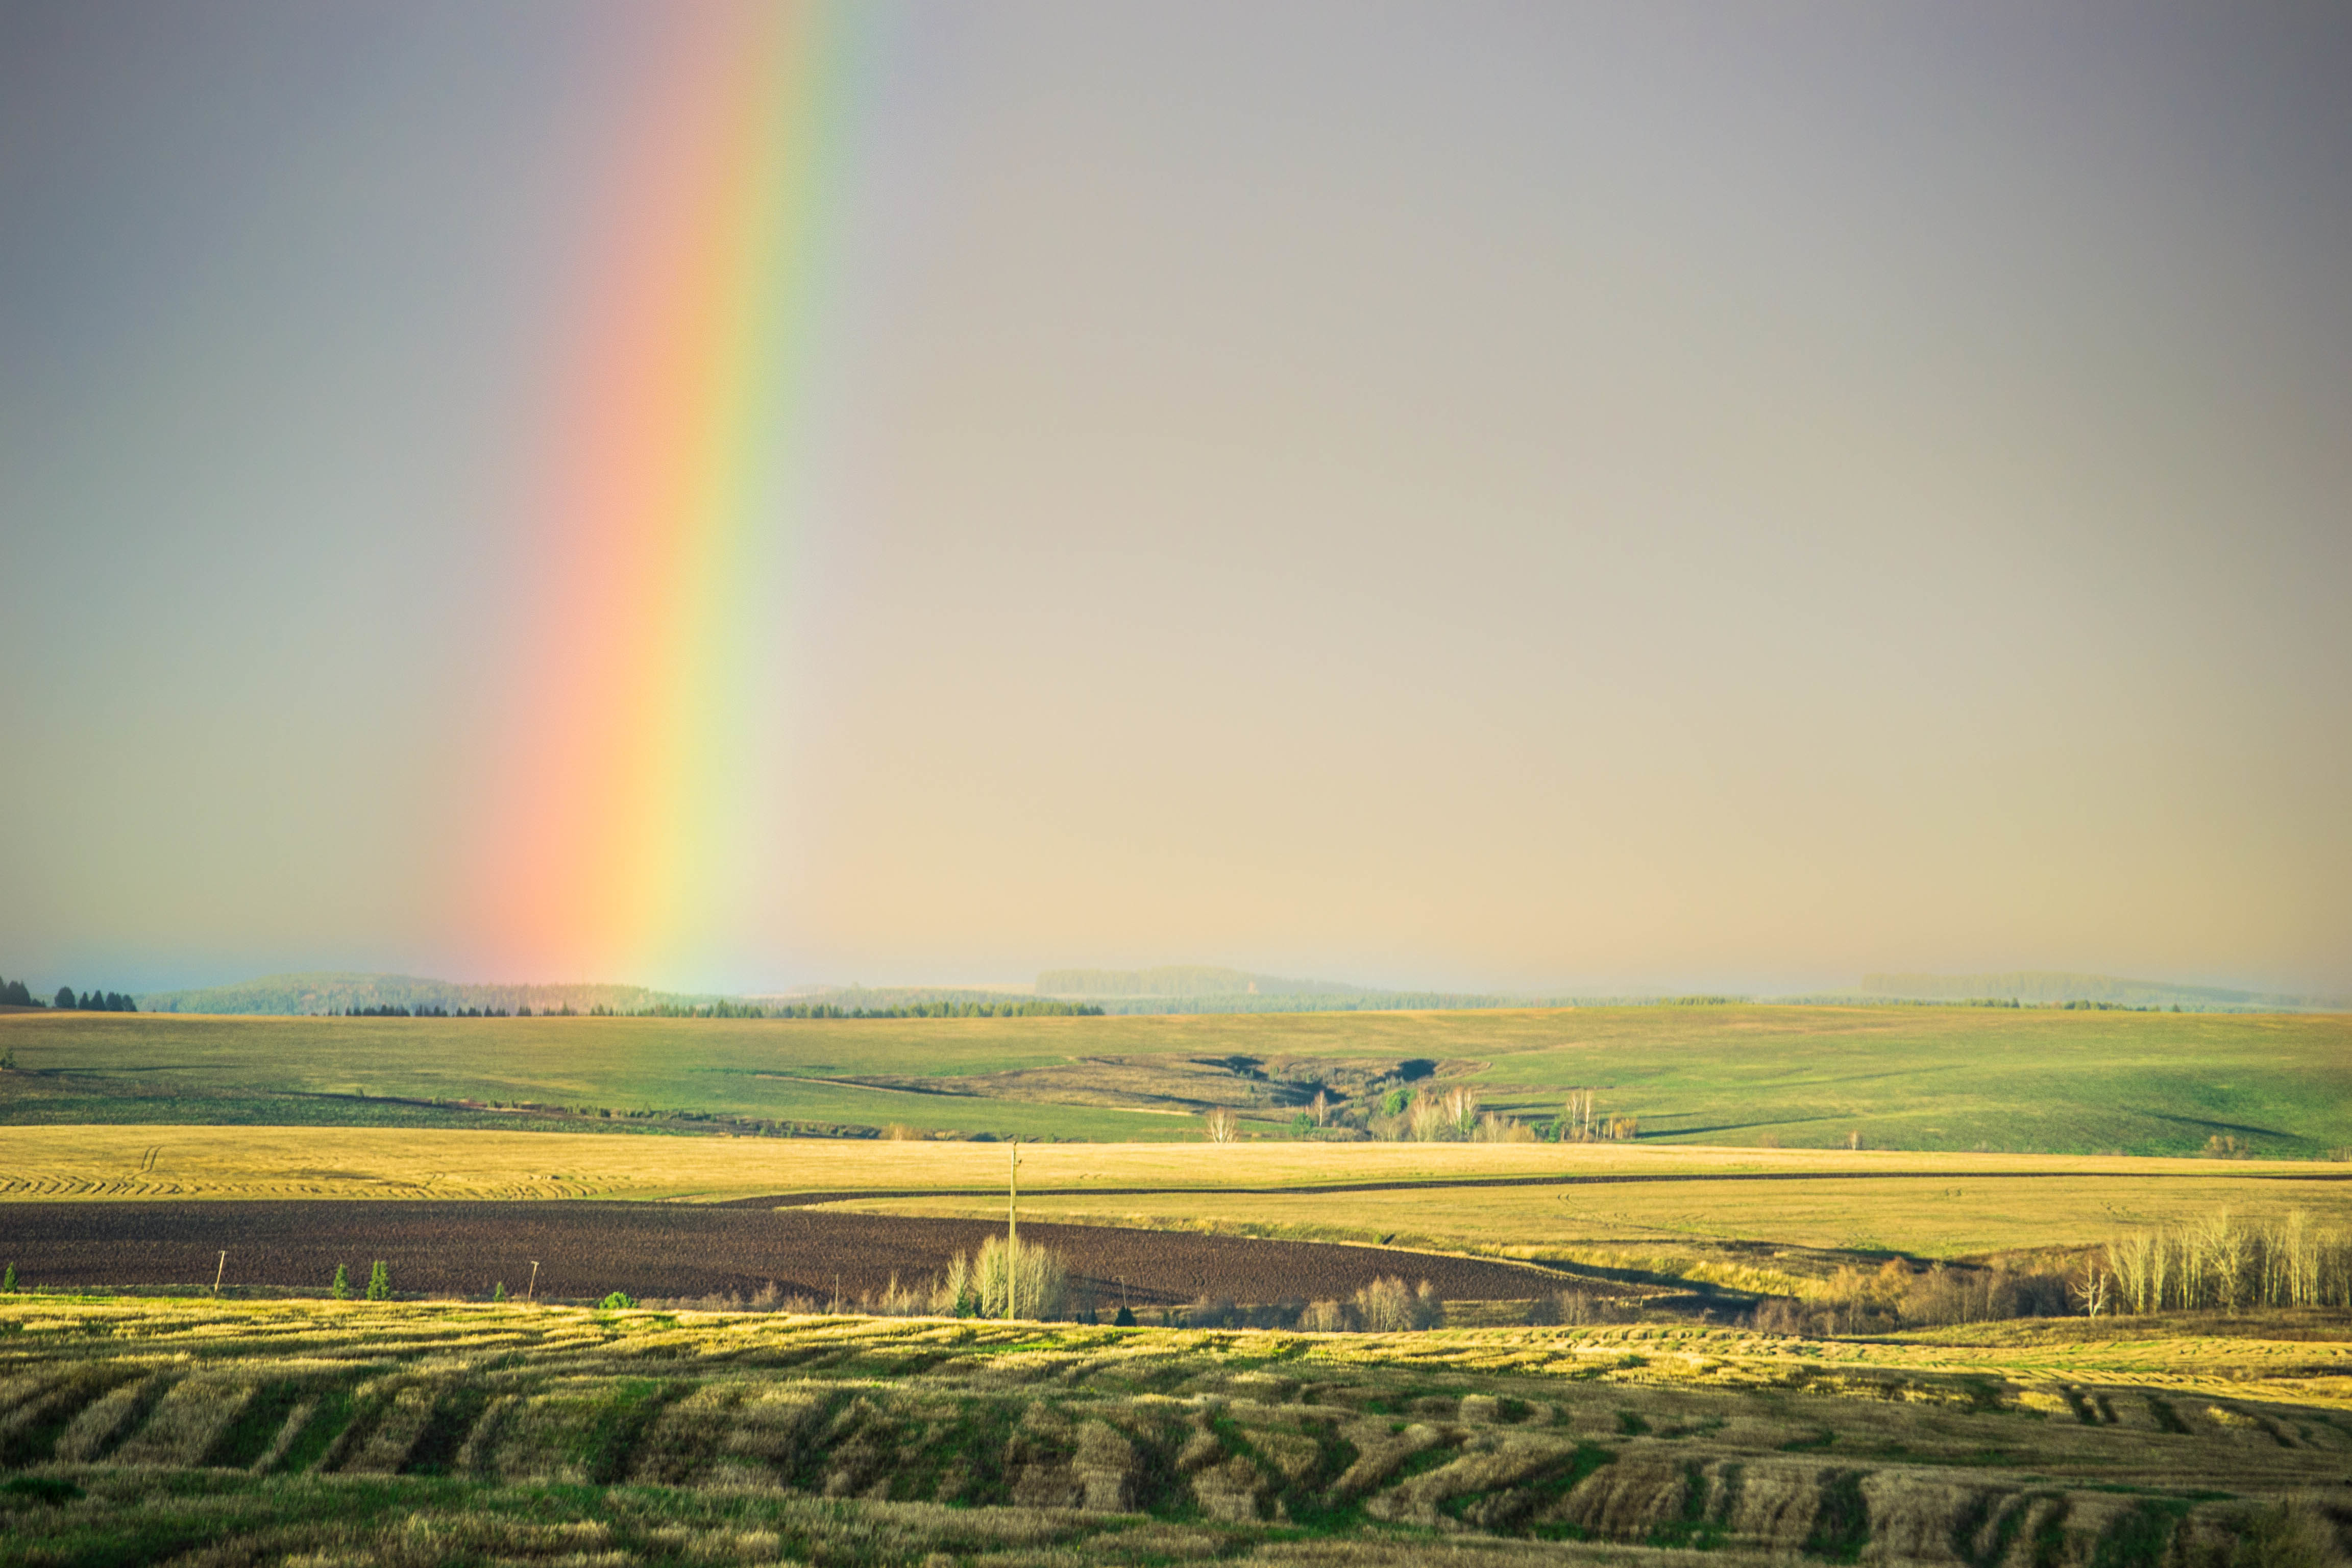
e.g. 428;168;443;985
764;999;1105;1019
0;974;136;1011
333;1003;579;1018
311;998;1106;1021
593;999;1105;1020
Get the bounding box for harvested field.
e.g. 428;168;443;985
2;1297;2348;1566
6;1121;2333;1207
0;1201;1565;1307
839;1169;2352;1276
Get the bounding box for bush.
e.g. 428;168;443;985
1525;1289;1626;1326
1300;1300;1349;1332
1747;1260;2073;1336
599;1291;634;1310
1351;1277;1443;1332
365;1261;390;1301
2231;1499;2339;1568
937;1235;1069;1320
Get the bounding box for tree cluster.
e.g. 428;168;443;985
2105;1209;2350;1312
611;998;1107;1020
3;976;138;1010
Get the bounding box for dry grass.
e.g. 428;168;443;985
1;1296;2347;1567
4;1123;2338;1206
837;1167;2352;1272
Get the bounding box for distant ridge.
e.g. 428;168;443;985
1036;966;1362;998
1031;966;1584;1014
1859;970;2338;1011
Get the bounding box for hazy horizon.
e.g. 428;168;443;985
6;2;2348;998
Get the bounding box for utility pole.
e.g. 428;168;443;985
527;1260;540;1302
1007;1139;1020;1321
213;1252;227;1297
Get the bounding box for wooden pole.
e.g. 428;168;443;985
528;1260;540;1302
213;1251;226;1296
1008;1139;1020;1321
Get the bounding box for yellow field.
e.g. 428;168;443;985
3;1122;2342;1200
3;1294;2346;1566
1;1294;2345;1411
839;1171;2352;1283
5;1125;2346;1276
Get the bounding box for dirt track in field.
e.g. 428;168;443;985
0;1202;1564;1306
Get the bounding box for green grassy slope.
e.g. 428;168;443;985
3;1006;2347;1157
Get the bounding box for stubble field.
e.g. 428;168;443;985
2;1296;2347;1567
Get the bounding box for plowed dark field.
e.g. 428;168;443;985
0;1202;1560;1306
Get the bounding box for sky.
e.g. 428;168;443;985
3;1;2348;998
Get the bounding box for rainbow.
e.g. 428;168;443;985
482;3;866;984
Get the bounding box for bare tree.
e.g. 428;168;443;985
1562;1089;1597;1142
1444;1085;1480;1139
1204;1106;1240;1143
1309;1089;1329;1127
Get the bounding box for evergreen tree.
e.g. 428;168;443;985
491;1281;506;1302
365;1260;391;1301
330;1263;350;1300
54;986;75;1010
3;1263;15;1293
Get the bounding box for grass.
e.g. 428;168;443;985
4;1004;2348;1155
0;1297;2345;1566
3;1121;2345;1216
839;1164;2352;1268
6;1126;2347;1287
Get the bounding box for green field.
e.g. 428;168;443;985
4;1006;2348;1157
1;1296;2346;1567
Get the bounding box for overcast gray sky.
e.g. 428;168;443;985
3;2;2347;996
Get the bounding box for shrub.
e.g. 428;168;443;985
2232;1499;2338;1568
1300;1300;1349;1332
365;1261;390;1301
599;1291;634;1310
1526;1289;1623;1326
1748;1260;2074;1336
491;1281;506;1302
934;1234;1069;1320
1352;1277;1443;1332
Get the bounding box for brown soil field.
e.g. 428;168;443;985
0;1200;1565;1307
